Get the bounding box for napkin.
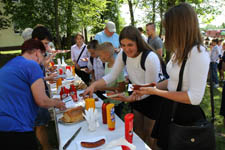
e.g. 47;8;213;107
102;137;136;150
83;108;99;131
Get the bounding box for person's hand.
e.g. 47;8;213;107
134;87;158;96
114;87;124;93
54;98;66;111
111;93;140;102
49;53;56;60
75;63;80;70
124;75;130;84
114;48;121;53
84;68;91;73
83;84;96;98
46;73;57;81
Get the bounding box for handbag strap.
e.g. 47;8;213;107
170;58;187;122
76;45;86;64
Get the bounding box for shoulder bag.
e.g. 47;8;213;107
168;58;216;150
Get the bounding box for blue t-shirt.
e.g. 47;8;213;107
95;31;120;48
0;56;44;132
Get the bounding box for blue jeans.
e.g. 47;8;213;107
35;107;51;126
210;62;219;84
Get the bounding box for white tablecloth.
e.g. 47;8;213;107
50;79;151;150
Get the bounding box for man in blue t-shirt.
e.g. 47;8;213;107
95;21;120;52
0;39;65;150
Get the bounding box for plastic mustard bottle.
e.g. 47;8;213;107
106;103;115;131
72;66;75;76
56;77;62;89
85;98;95;110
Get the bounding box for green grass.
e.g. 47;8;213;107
201;84;225;150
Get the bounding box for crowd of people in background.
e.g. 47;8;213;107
0;2;224;150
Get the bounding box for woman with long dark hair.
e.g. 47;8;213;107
84;26;162;148
135;3;210;149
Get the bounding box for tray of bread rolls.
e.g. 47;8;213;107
58;106;84;125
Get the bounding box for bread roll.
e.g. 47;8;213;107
62;106;84;123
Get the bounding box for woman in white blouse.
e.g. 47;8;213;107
71;33;90;85
135;3;210;150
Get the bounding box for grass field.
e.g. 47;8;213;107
201;84;225;149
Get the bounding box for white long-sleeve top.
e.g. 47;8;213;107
167;45;210;105
71;43;89;67
87;57;105;81
103;50;161;99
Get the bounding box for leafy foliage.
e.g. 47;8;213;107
0;10;10;30
2;0;108;48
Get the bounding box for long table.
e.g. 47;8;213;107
50;79;151;150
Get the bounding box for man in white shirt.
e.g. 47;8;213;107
218;39;224;81
210;39;220;87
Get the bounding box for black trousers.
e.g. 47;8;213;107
0;131;38;150
75;67;90;86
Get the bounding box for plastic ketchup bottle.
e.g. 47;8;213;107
69;84;78;102
122;113;134;150
60;86;68;100
102;103;109;124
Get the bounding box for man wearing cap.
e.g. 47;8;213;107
95;21;120;51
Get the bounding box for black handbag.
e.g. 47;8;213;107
168;58;216;150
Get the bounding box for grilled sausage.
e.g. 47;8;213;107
81;138;105;148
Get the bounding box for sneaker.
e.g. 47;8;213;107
214;84;219;88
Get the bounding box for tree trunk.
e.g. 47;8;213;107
167;0;176;9
159;0;163;38
115;0;120;33
54;0;61;49
128;0;135;26
152;0;156;23
84;27;88;43
66;0;73;49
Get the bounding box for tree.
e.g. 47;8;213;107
54;0;60;48
127;0;135;26
152;0;156;23
159;0;163;38
74;0;107;42
0;10;10;30
222;23;225;29
3;0;108;48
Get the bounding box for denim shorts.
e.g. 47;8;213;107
35;107;51;126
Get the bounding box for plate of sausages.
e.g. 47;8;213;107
76;136;106;149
